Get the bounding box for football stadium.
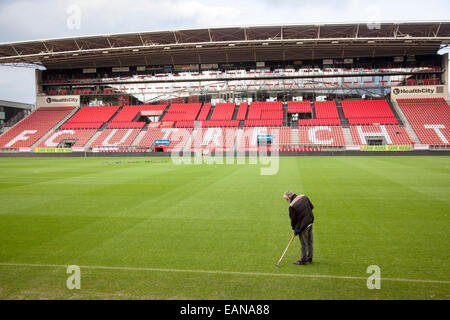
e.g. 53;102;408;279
0;21;449;302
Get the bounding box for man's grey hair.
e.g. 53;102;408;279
284;190;295;199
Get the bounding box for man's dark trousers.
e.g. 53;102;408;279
299;225;313;262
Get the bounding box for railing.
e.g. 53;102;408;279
38;81;425;97
41;66;442;87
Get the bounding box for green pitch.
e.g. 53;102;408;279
0;156;449;300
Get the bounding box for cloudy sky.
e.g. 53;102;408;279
0;0;449;104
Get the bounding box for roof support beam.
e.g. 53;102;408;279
208;29;213;42
10;45;21;56
74;40;82;50
434;23;442;38
393;25;400;38
42;41;51;53
139;33;145;46
106;37;113;49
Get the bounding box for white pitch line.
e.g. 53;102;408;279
0;262;449;285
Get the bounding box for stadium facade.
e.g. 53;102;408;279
0;21;449;154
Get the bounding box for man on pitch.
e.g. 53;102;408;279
283;191;314;265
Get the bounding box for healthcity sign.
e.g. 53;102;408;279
391;85;448;100
37;95;81;108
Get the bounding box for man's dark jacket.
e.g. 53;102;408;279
289;194;314;236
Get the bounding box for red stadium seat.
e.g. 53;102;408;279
107;105;166;129
247;102;283;122
162;103;202;122
341;100;398;125
61;106;120;130
350;125;413;145
298;126;346;146
235;103;248;121
90;129;142;148
210;103;236;121
297;101;341;126
197;103;212;121
287;101;312;113
38;129;98;149
138;128;193;151
398;99;450;145
0;107;75;149
240;127;293;150
191;128;238;151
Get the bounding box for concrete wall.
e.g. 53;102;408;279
35;70;42;111
443;53;449;96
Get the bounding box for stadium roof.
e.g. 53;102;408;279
0;21;449;69
0;100;34;110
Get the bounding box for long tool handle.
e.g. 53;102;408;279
276;234;296;266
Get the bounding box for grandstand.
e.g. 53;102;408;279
397;98;450;145
0;107;75;149
3;97;448;153
0;21;448;154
